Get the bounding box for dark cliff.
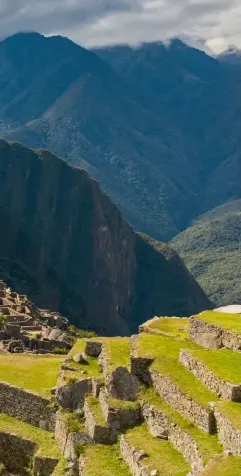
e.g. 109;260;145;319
0;139;211;334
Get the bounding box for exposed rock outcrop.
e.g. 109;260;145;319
0;139;211;335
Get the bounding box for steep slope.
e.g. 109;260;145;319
0;32;200;241
0;139;210;335
171;200;241;306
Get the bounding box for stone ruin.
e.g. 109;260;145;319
0;280;70;355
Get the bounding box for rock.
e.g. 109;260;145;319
73;353;88;364
85;341;102;357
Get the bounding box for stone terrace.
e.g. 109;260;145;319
1;312;241;474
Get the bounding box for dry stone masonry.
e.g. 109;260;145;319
3;311;241;474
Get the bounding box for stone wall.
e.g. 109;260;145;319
149;369;216;434
84;397;117;444
190;318;241;351
0;432;37;475
55;411;92;462
99;388;141;431
120;434;158;476
141;400;207;475
56;378;92;410
180;349;241;402
214;405;241;455
33;456;59;476
0;382;55;430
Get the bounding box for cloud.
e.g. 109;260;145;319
0;0;241;53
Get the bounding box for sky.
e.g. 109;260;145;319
0;0;241;54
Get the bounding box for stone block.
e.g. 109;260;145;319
85;340;102;357
56;378;92;410
190;318;241;351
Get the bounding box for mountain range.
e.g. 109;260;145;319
0;32;240;243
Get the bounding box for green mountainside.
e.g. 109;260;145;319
1;33;241;243
0;139;209;335
171;200;241;306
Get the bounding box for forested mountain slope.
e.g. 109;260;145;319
172;200;241;306
1;33;241;242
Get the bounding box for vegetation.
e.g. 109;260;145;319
172;201;241;306
126;424;190;475
82;444;132;476
146;317;189;339
0;314;6;329
68;339;102;377
0;354;63;397
196;311;241;333
101;337;131;373
0;413;61;459
216;401;241;431
86;395;107;427
139;386;222;464
201;455;241;476
137;333;218;407
186;347;241;384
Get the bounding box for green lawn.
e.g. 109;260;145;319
126;424;190;475
136;333;218;407
0;413;61;459
139;386;222;465
0;354;63;397
186;347;241;385
201;455;241;476
195;311;241;334
83;444;132;476
147;317;189;339
216;401;241;431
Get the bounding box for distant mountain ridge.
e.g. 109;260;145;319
0;139;210;335
0;33;241;243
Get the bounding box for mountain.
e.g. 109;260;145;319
0;139;210;335
218;46;241;65
1;33;241;244
171;200;241;306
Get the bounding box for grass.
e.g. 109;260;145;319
137;333;218;407
82;444;132;476
108;396;140;411
101;337;131;373
139;386;222;465
0;354;63;397
186;347;241;385
53;458;67;475
126;424;190;475
59;408;85;434
201;455;241;476
196;311;241;334
0;413;61;459
216;401;241;431
146;317;189;339
86;395;106;427
67;338;102;377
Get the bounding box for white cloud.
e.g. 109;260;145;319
0;0;241;53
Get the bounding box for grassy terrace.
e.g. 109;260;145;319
0;354;63;397
195;311;241;333
139;387;222;465
185;347;241;385
145;317;189;339
137;334;218;407
101;337;130;373
126;424;190;475
216;401;241;431
59;408;85;434
82;444;131;476
86;395;106;427
0;413;61;459
201;455;241;476
67;338;102;377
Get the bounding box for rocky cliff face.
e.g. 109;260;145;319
0;139;211;334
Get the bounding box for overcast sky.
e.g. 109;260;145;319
0;0;241;53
